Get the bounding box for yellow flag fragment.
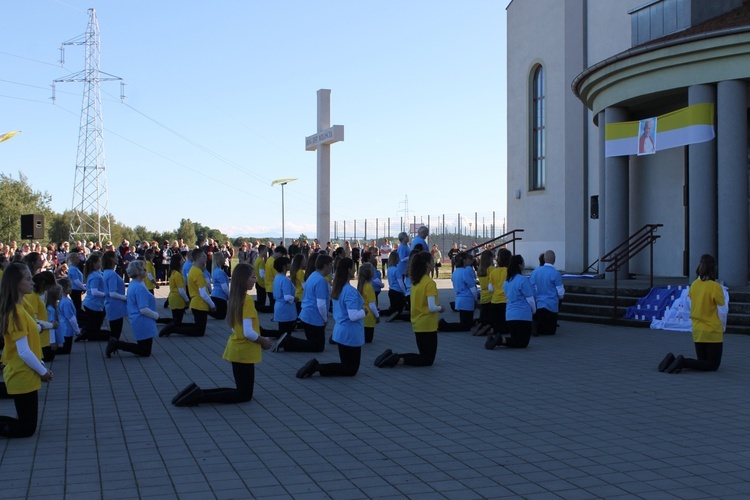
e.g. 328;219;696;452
0;131;21;144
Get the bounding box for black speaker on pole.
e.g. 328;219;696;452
590;196;599;220
21;214;45;240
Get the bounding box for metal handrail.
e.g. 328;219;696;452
600;224;663;317
464;229;525;256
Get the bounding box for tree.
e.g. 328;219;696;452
0;172;52;243
298;233;309;244
177;219;197;247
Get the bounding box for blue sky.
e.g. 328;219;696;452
1;1;509;238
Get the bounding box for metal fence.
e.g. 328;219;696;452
330;211;506;255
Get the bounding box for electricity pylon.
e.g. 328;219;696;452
53;8;124;244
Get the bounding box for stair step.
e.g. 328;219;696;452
563;292;640;307
558;312;650;328
560;303;629;317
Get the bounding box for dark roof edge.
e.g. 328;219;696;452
572;25;750;99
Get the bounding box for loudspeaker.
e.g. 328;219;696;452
590;196;599;220
21;214;45;240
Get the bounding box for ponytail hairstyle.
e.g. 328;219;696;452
496;248;512;268
454;252;468;269
304;252;319;281
170;253;184;274
357;262;374;295
102;250;118;270
290;254;306;287
46;283;63;308
477;250;493;277
227;263;254;330
331;258;353;300
83;253;101;280
57;277;72;295
0;263;30;337
409;251;432;285
506;255;525;281
32;270;56;294
696;254;718;281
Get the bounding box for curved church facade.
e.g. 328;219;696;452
506;0;750;285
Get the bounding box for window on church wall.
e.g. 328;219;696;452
530;65;545;191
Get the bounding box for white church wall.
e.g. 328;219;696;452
586;0;646;64
629;147;685;276
507;0;568;267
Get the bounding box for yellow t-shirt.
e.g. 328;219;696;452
689;278;725;343
265;256;277;291
168;270;187;310
144;261;156;290
489;267;508;304
2;304;43;394
478;274;492;304
222;295;262;363
362;282;377;328
411;276;439;333
294;270;305;302
253;256;266;289
188;266;209;311
23;292;50;348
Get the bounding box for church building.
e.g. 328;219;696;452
506;0;750;286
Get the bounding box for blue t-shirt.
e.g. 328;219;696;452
530;264;563;313
332;284;365;347
103;269;127;320
372;268;384;293
58;297;77;339
211;267;229;301
46;305;63;346
452;267;477;311
82;271;105;311
503;274;535;321
397;242;411;275
388;266;403;293
182;260;193;284
127;280;157;340
411;235;428;253
299;271;330;326
273;273;297;322
68;266;85;291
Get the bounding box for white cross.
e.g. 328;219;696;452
305;89;344;246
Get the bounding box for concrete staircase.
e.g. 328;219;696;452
559;278;750;334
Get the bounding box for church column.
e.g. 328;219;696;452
688;84;717;268
717;80;748;286
604;107;629;279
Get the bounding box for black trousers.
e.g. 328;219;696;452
81;309;113;341
197;362;255;404
0;391;38;438
318;344;361;377
109;317;124;339
255;286;272;313
208;298;227;320
683;342;723;371
384;290;405;316
490;303;507;334
113;337;153;357
365;326;374;344
58;336;73;355
71;290;84;322
171;308;195;327
401;331;438;367
504;320;532;348
477;302;491;326
534;308;558;335
171;309;208;337
42;345;56;363
439;310;474;332
284;322;326;352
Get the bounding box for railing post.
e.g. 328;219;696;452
650;228;654;289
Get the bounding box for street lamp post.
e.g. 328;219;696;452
272;178;298;247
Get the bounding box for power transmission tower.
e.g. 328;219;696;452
53;8;124;244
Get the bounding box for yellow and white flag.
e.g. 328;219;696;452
605;103;714;157
0;130;21;144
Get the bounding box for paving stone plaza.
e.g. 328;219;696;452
2;281;750;499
